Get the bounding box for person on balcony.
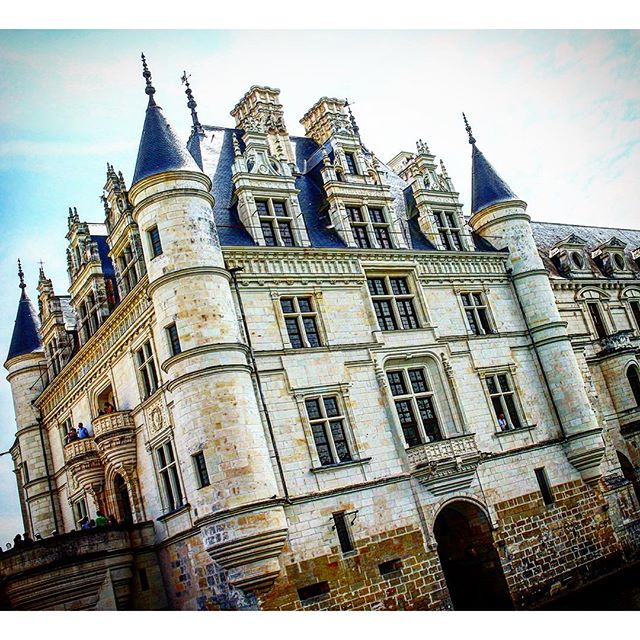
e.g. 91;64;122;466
77;423;89;439
103;401;116;414
80;517;91;530
95;511;108;527
65;426;78;444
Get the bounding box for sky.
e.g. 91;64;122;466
0;29;639;545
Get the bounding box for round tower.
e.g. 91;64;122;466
128;56;287;593
4;261;62;537
463;116;605;483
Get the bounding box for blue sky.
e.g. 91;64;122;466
0;30;639;543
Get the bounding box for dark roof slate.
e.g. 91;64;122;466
471;144;519;214
6;290;42;363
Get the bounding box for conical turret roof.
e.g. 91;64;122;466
132;55;199;186
6;263;42;363
471;144;519;215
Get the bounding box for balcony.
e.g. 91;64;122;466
92;410;137;470
598;330;635;355
406;433;482;495
63;438;104;491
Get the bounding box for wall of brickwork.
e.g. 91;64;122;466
492;479;623;607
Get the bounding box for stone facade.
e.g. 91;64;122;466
2;67;640;610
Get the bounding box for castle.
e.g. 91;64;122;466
2;54;640;610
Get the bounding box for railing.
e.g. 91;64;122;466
63;437;99;464
92;410;134;439
406;433;479;468
406;434;482;496
598;330;635;355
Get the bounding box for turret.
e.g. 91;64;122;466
464;115;605;483
128;55;287;595
4;261;62;537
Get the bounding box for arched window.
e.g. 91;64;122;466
628;364;640;406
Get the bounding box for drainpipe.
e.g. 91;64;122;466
507;268;567;439
228;266;291;503
35;414;60;534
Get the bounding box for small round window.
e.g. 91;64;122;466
613;253;625;270
571;251;584;269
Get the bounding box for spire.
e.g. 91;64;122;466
345;99;360;141
464;114;519;215
6;260;43;363
132;53;200;186
182;70;205;171
38;260;46;283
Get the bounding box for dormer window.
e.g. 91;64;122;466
592;237;631;278
571;251;585;269
433;210;463;251
549;234;590;278
347;206;393;249
344;152;358;175
256;199;296;247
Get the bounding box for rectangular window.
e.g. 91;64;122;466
166;323;182;357
256;199;297;247
305;396;352;466
148;226;163;258
535;467;554;505
117;242;141;296
73;496;88;527
461;292;493;335
387;368;443;447
434;210;463;251
22;462;29;484
485;373;523;431
136;341;159;399
379;558;403;576
333;512;355;553
156;441;184;512
344;152;358;174
280;296;321;348
192;451;210;488
587;302;608;339
630;300;640;332
60;417;73;447
367;276;419;331
298;581;330;603
138;568;150;592
347;206;392;249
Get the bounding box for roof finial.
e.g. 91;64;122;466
345;99;360;140
38;260;46;281
181;70;204;136
141;52;156;106
17;259;26;293
462;112;476;145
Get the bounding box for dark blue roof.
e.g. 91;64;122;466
6;290;42;363
187;132;204;171
132;99;200;185
94;235;115;278
471;144;518;214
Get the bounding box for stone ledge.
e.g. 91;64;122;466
310;457;372;473
493;424;537;438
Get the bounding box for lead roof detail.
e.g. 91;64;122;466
6;261;43;363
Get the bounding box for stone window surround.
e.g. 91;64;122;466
133;336;161;402
146;225;163;260
622;288;640;334
114;240;143;297
72;495;88;527
165;322;182;358
153;438;186;515
386;364;445;447
364;268;428;333
293;383;364;472
255;197;297;247
477;364;530;435
577;288;614;340
271;289;330;351
431;207;465;252
453;286;496;337
345;204;394;250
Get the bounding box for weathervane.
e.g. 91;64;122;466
181;70;204;135
17;259;26;292
462;112;476;145
141;52;156;105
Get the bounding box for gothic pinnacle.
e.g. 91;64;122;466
17;259;26;294
141;52;156;105
38;260;46;282
463;112;476;145
181;70;204;136
345;99;360;139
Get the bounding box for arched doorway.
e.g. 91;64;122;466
617;450;640;505
113;474;133;524
434;501;513;610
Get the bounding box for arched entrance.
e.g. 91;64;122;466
617;450;640;505
113;474;133;524
434;501;513;610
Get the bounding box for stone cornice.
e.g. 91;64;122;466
550;278;640;291
36;277;152;419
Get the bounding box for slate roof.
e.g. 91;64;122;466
132;97;200;185
531;221;640;279
471;144;519;215
6;289;42;363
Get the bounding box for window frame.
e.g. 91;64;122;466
460;291;494;336
135;340;160;399
332;511;356;554
166;322;182;357
155;440;184;513
192;451;210;489
366;274;421;331
73;496;88;527
303;394;354;467
255;198;297;248
432;209;464;251
483;371;525;432
346;205;393;250
280;295;323;349
116;241;142;296
148;225;163;259
386;366;444;447
627;363;640;407
534;467;555;506
344;152;359;175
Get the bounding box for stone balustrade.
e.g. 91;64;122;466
598;330;635;355
406;433;482;495
63;437;99;465
93;410;135;439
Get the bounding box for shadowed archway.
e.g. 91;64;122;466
434;500;513;610
113;473;133;524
